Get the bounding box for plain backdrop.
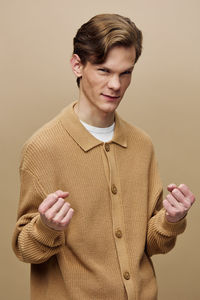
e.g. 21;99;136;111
1;0;199;299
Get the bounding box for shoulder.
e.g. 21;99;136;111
20;109;68;170
119;116;154;151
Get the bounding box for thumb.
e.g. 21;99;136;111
54;190;69;198
167;183;177;192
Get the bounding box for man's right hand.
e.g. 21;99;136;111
38;190;74;231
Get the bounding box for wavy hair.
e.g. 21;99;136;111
73;14;143;87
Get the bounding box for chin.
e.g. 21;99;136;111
99;102;119;114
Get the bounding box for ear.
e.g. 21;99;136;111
70;54;84;78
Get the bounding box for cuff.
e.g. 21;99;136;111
156;208;187;237
34;215;65;247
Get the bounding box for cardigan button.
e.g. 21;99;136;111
115;229;122;238
105;143;110;152
123;271;130;280
111;184;117;195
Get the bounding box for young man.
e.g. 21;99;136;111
12;14;195;300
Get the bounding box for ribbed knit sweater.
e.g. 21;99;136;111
12;101;186;300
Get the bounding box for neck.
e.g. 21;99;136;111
74;101;115;128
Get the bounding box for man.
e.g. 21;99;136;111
12;14;195;300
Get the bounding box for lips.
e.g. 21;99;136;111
101;93;120;99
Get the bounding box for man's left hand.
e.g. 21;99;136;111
163;183;195;223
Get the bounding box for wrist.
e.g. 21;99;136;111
165;211;187;223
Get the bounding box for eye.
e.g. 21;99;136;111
121;70;132;75
98;68;109;73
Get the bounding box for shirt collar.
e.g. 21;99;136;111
60;101;127;152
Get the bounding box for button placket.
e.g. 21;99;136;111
104;144;134;299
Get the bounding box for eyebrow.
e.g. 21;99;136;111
98;65;135;73
124;66;135;72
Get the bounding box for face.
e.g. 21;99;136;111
77;46;136;115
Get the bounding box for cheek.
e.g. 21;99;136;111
91;76;107;92
82;75;96;94
87;74;100;87
121;77;131;91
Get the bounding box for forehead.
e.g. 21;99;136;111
101;45;136;70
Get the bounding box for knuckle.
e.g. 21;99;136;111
179;183;187;189
58;197;65;205
55;190;63;196
52;193;58;199
172;188;178;194
173;188;181;196
48;192;56;199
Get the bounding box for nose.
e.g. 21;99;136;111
107;75;121;91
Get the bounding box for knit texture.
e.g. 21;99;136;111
12;101;186;300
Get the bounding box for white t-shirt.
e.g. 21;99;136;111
80;120;115;142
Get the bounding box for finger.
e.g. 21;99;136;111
167;183;177;192
60;208;74;227
39;191;69;213
171;188;185;203
52;202;71;223
171;188;191;209
45;198;66;220
165;193;181;209
178;184;195;204
54;190;69;198
163;199;187;222
39;193;59;213
163;199;177;215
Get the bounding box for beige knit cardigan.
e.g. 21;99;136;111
12;101;186;300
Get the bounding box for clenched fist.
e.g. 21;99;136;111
163;183;195;223
38;190;74;231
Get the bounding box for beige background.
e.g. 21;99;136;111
1;0;199;299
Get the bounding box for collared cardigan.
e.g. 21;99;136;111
12;101;186;300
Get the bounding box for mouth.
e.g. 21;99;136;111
101;93;120;101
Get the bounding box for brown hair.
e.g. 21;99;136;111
73;14;143;87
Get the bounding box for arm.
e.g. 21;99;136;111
146;193;187;257
145;149;195;257
12;168;74;264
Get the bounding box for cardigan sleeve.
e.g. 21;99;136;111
146;147;187;257
12;168;65;264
